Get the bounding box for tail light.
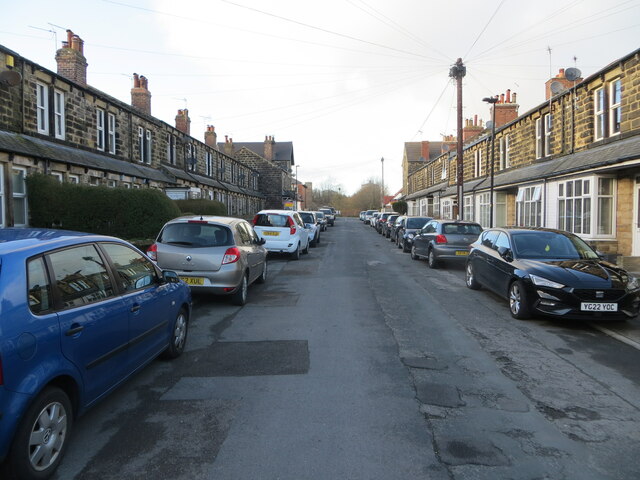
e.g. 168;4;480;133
146;243;158;261
222;247;241;264
435;234;448;244
286;216;297;235
252;215;259;225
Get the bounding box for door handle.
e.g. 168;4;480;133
131;304;141;313
65;325;84;336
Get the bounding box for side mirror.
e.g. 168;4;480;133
497;246;513;262
258;237;267;245
162;270;181;284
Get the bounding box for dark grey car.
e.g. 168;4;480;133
397;216;432;252
412;220;483;268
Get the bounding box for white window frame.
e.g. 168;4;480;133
97;109;105;151
12;167;28;227
557;176;616;238
54;90;65;140
36;83;49;134
464;195;473;221
477;192;491;228
138;127;145;162
594;87;606;141
51;172;64;182
68;174;79;184
166;134;176;165
516;185;542;227
609;78;622;136
441;158;447;179
536;114;551;159
474;149;482;177
206;151;213;176
144;130;152;164
108;113;116;154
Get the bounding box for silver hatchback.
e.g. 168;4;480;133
147;216;267;305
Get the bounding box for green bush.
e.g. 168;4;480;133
392;200;408;215
26;173;181;239
174;199;227;216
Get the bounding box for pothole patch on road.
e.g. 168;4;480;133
436;436;510;466
185;340;310;377
415;383;465;408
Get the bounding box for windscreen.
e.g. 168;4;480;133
512;231;599;259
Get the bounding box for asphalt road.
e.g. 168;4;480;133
53;217;640;480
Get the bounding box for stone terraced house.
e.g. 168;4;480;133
403;48;640;270
0;30;302;227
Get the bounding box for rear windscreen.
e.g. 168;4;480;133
299;213;314;223
159;223;232;247
254;214;289;227
443;224;482;235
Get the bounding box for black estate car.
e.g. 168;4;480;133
465;227;640;320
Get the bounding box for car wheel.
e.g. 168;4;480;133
231;274;248;306
509;280;531;319
402;240;410;253
256;260;267;284
465;262;481;290
316;234;320;244
428;249;439;269
8;387;72;480
162;308;188;359
303;239;310;254
291;243;301;260
410;246;419;260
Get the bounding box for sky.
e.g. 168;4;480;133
2;0;639;195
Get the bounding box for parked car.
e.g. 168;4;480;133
299;211;321;246
376;212;393;233
412;220;483;268
314;211;328;231
382;214;400;238
364;210;377;224
359;211;366;221
0;228;191;480
370;212;381;229
252;210;310;260
465;227;640;320
390;215;406;243
318;208;335;226
397;216;432;252
147;216;267;305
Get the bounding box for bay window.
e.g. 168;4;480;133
516;185;542;227
558;176;615;237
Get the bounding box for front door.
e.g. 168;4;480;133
633;177;640;256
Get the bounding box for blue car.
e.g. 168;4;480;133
0;228;191;479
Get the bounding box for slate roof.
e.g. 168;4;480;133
406;135;640;199
161;165;264;197
218;141;295;166
404;141;444;162
0;131;174;184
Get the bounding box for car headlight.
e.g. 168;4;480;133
627;275;640;291
407;233;415;239
530;274;565;289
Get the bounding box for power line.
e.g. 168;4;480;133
463;0;507;60
411;77;453;140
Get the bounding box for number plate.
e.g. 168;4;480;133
262;231;280;236
580;302;618;312
455;251;469;256
181;276;204;286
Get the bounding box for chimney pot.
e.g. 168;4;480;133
506;89;511;103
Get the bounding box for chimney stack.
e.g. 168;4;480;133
175;109;191;135
223;135;234;156
264;135;275;161
55;29;88;86
204;125;218;148
131;73;152;115
463;116;484;142
492;89;519;127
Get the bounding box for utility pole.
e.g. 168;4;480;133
449;58;466;220
381;157;385;210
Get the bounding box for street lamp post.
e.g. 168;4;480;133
483;96;498;227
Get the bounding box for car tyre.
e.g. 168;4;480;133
231;274;248;306
256;260;267;284
410;246;419;260
428;249;439;269
8;387;72;480
303;239;310;254
291;243;301;260
509;280;531;319
465;262;481;290
163;308;188;359
402;239;410;253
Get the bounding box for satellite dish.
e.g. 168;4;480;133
565;67;582;82
550;81;565;95
486;121;494;130
0;70;22;87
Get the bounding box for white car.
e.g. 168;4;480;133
298;211;321;247
252;210;311;260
